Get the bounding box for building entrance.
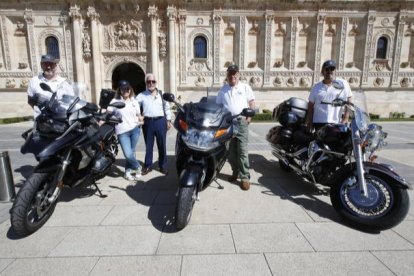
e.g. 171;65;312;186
112;63;146;96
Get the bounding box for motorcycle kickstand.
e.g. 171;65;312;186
213;179;224;190
92;180;107;198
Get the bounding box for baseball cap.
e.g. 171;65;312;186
118;80;131;89
322;60;336;69
41;54;59;63
227;64;239;73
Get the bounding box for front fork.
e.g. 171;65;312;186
47;149;72;203
351;123;368;198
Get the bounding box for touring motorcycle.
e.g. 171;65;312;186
10;83;124;236
266;83;411;231
163;92;255;229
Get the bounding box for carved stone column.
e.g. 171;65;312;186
391;13;406;86
239;16;246;70
1;15;11;71
167;6;177;94
362;14;375;85
178;11;187;84
263;12;273;86
69;5;84;86
314;14;325;83
213;12;221;85
289;16;298;71
338;17;348;70
148;5;158;80
87;6;101;103
24;10;36;74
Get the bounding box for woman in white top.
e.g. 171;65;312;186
109;80;143;180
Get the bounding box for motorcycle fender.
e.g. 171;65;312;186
179;167;203;188
37;131;82;159
364;162;412;190
34;158;60;173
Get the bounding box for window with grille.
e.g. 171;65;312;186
194;36;207;58
45;36;60;59
376;36;387;59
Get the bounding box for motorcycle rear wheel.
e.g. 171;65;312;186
10;173;58;237
175;186;196;230
330;168;409;231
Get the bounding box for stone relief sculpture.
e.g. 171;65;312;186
274;20;286;37
82;33;91;59
348;77;359;87
15;21;26;36
273;76;283;87
299;77;310;87
400;77;410;87
20;79;29;88
195;75;205;87
249;76;261;87
6;79;16;88
374;77;384;87
286;77;296;87
106;19;146;51
159;31;167;58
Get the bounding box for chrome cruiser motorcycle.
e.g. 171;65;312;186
163;92;255;229
11;83;124;236
266;87;411;231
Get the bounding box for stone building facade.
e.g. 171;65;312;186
1;0;414;118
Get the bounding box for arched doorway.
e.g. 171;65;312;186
112;63;146;96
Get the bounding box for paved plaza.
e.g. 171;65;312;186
0;121;413;275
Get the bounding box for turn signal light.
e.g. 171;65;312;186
214;128;228;138
178;119;188;132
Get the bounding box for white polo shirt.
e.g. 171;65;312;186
135;90;172;120
27;74;74;118
108;97;141;135
216;82;255;116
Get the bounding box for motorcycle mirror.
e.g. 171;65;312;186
332;80;344;90
108;101;126;109
241;108;255;118
39;82;53;93
162;92;175;102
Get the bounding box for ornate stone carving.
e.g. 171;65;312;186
400;77;410;87
273;76;283;87
44;16;53;26
348;77;359;87
373;59;391;71
299;77;310;87
18;62;28;69
69;5;82;21
20;78;29;88
325;20;336;37
374;77;384;87
6;78;16;88
188;58;212;71
14;20;26;36
159;31;167;58
224;21;235;35
197;18;204;25
179;11;187;83
348;21;359;36
274;59;284;68
195;74;206;87
299;20;310;36
286;77;296;87
274;20;286;37
381;17;390;27
240;16;246;70
404;23;414;36
249;76;261;87
82;33;91;60
248;20;259;35
290;17;297;70
106;20;146;51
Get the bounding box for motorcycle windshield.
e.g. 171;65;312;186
186;96;230;128
48;82;88;115
352;90;370;132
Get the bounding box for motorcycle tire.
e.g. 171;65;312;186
10;173;58;237
175;186;196;230
330;165;410;231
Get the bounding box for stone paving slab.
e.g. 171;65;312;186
372;250;414;276
90;256;181;276
296;222;414;252
181;254;272;276
1;257;98;276
45;205;113;227
265;252;394;276
49;226;161;257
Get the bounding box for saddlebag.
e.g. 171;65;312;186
266;126;292;145
273;97;308;126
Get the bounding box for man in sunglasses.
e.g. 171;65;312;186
135;73;172;175
306;59;352;131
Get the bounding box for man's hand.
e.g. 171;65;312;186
167;121;172;130
246;117;252;124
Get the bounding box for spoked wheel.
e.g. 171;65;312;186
175;186;197;230
330;172;409;231
10;173;58;237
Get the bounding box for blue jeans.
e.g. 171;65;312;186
118;126;141;171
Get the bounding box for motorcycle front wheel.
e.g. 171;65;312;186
330;168;409;231
10;173;58;237
175;186;196;230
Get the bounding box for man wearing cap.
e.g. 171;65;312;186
27;54;74;118
136;73;172;175
217;64;255;191
306;59;352;131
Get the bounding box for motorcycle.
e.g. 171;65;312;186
162;92;255;229
266;83;411;231
10;83;124;237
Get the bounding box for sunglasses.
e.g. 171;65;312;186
146;80;157;84
120;88;131;93
324;67;335;72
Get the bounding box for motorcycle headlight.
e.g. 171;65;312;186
182;127;220;151
362;123;387;152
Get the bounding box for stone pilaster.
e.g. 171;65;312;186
314;14;325;83
263;12;273;86
87;6;101;103
69;5;84;87
148;5;158;79
362;13;375;85
178;11;187;84
289;16;297;71
1;15;11;70
167;6;177;94
24;9;36;74
239;16;246;70
213;12;221;84
338;17;348;70
392;13;406;86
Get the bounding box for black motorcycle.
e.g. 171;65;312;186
266;86;411;231
163;93;255;229
10;83;124;236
